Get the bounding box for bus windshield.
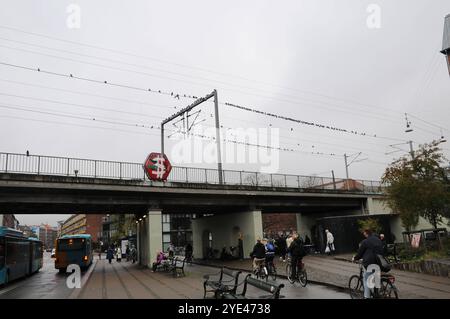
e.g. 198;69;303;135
57;238;86;251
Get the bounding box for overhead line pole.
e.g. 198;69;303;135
161;90;223;184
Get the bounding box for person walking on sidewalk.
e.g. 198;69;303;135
107;246;114;264
238;232;244;260
325;229;335;255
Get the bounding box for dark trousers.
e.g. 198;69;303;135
291;256;301;278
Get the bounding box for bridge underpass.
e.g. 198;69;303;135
0;172;385;268
0;152;389;268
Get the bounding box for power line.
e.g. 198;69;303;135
0;78;177;110
219;113;398;155
0;61;409;145
2;24;444;134
0;114;161;138
0;92;167;120
0;103;162;130
0;40;412;125
407;113;449;133
0;61;199;100
224;102;406;142
0;24;412;119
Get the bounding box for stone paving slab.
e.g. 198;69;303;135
78;258;349;299
196;255;450;299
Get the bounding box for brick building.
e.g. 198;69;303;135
262;213;297;237
60;214;104;243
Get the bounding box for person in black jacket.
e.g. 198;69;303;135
288;233;306;279
352;229;383;298
379;234;388;257
250;238;266;273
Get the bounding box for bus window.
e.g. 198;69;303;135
57;238;85;251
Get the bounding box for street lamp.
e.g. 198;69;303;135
404;113;413;133
441;14;450;76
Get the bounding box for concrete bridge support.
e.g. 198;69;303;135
365;197;391;215
137;209;162;267
296;213;315;238
192;210;263;259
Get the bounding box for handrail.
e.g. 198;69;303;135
0;152;386;193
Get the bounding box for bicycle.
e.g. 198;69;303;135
348;261;398;299
286;257;307;287
265;257;277;281
253;258;269;281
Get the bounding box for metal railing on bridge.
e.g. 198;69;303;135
0;152;385;193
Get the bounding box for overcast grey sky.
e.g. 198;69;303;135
15;214;70;227
1;1;450;225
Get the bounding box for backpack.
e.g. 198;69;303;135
266;242;275;252
376;254;391;272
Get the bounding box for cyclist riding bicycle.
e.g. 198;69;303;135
264;238;276;273
288;233;306;279
352;228;384;299
250;238;266;274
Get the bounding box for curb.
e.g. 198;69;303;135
68;258;98;299
333;257;353;263
191;260;349;293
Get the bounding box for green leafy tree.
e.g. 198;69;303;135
382;140;450;234
357;218;382;234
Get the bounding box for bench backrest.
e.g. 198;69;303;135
241;275;284;299
222;267;240;278
222;267;241;289
176;258;186;267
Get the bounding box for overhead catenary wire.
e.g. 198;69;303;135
224;102;406;142
0;24;416;120
0;92;168;120
0;101;354;159
1;24;445;135
0;61;410;144
0;61;199;100
0;41;415;125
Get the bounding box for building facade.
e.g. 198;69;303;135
39;224;58;249
60;214;104;243
101;214;137;249
0;214;19;229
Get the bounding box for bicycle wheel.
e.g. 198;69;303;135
299;269;307;287
286;263;295;284
270;266;277;281
348;275;364;299
379;278;399;299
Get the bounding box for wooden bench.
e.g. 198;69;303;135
203;267;242;299
222;274;284;299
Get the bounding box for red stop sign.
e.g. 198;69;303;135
143;153;172;181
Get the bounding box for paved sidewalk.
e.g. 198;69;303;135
196;255;450;299
78;259;205;299
77;258;349;299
